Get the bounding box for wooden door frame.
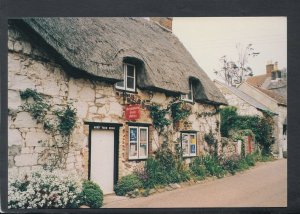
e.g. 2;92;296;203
85;122;123;186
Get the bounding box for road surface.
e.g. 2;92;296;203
103;159;287;208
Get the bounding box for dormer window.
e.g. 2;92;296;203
181;82;193;102
115;63;136;92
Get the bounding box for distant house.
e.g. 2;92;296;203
8;18;227;194
239;62;287;157
214;79;272;117
245;61;287;98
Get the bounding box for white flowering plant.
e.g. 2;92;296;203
8;169;82;209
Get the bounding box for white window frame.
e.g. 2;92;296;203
181;132;197;157
181;82;193;102
115;63;136;92
128;126;148;160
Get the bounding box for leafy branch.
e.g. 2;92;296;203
19;88;77;170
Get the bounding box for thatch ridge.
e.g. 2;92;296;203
21;17;227;105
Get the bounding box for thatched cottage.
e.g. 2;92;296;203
8;17;227;194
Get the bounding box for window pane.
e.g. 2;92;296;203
190;135;196;155
127;77;134;89
139;128;148;158
139;144;147;157
277;71;282;78
140;129;147;141
182;134;189;156
130;128;138;141
127;65;135;77
130;143;138;157
116;80;124;88
190;134;196;155
188;90;192;100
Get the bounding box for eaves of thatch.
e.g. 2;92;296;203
20;17;227;105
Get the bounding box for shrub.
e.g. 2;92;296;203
114;174;143;196
259;154;275;162
8;169;82;209
221;155;240;175
236;158;250;170
245;154;256;166
193;155;226;178
201;155;226;178
189;157;207;179
143;157;169;188
79;180;103;208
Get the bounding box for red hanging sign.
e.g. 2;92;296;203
125;104;141;120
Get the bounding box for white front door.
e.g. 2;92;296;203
91;130;115;194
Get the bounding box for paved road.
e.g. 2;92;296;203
103;159;287;208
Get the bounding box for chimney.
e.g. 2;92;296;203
150;17;173;31
266;61;274;76
274;61;278;71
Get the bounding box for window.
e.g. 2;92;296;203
277;71;282;79
283;124;287;135
115;63;136;92
181;132;197;157
181;82;193;102
128;126;148;160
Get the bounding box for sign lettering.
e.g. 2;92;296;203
125;104;141;120
94;125;115;130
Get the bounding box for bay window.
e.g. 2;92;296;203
181;132;197;157
129;126;148;160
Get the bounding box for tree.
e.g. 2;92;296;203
214;43;260;87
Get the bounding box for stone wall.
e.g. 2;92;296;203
8;23;222;179
272;105;287;155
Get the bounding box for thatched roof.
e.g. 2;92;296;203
21;17;227;105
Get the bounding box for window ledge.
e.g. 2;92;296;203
115;88;138;94
128;158;148;161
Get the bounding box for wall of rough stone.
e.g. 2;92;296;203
274;105;287;154
8;23;222;179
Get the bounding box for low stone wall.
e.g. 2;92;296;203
221;137;239;158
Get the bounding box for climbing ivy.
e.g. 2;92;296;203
204;130;218;156
20;89;50;123
148;98;192;135
54;105;77;136
220;106;274;155
197;108;220;118
19;88;77;170
169;99;191;122
148;104;171;134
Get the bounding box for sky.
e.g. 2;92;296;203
172;17;287;81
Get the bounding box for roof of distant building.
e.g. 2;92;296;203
214;80;273;112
